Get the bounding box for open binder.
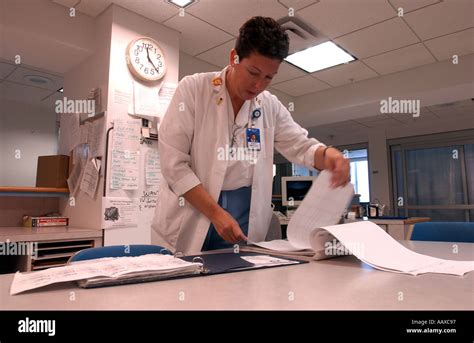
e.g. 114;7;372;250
79;251;306;288
10;250;306;295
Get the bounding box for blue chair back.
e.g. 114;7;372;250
411;222;474;243
69;244;171;263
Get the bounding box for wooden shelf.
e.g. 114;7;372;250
0;186;69;197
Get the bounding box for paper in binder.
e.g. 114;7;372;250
10;250;305;295
10;254;203;295
243;170;355;261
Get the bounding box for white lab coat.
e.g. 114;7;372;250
151;66;325;254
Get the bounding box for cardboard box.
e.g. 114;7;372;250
35;155;70;188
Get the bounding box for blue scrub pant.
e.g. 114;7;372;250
201;186;251;251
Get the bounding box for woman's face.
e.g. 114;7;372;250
229;49;281;100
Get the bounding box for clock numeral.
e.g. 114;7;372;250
134;49;139;56
150;69;155;75
140;64;144;70
144;67;149;74
135;57;140;64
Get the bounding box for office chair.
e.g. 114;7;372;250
409;222;474;243
265;212;283;241
68;244;171;263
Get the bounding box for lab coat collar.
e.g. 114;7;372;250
213;65;263;112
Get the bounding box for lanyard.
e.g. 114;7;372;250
248;99;262;128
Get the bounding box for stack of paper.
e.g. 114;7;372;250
245;170;474;276
323;221;474;276
10;254;203;295
245;170;354;261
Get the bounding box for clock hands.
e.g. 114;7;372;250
145;46;160;74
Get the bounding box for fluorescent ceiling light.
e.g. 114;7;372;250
285;41;355;73
167;0;195;8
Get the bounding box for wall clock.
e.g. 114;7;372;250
126;37;166;82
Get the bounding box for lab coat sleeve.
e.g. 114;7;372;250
273;95;326;170
158;76;201;196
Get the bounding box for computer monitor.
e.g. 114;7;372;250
281;176;316;206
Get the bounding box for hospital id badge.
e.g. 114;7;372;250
246;128;261;151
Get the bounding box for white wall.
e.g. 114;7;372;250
59;5;114;230
0;99;57;186
179;52;219;80
0;0;95;73
104;4;180;245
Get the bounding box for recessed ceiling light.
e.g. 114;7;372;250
23;74;52;85
285;41;356;73
166;0;197;8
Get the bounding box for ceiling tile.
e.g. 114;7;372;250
279;0;319;11
2;26;93;74
363;43;436;75
447;112;474;123
388;109;436;123
52;0;112;17
335;17;419;59
428;99;474;113
404;0;474;40
325;119;356;128
5;65;63;91
271;75;330;96
332;123;369;133
430;109;459;118
297;0;396;39
163;14;234;56
186;0;288;36
0;82;54;105
424;28;474;61
195;39;235;67
362;117;406;128
179;52;219;80
112;0;177;23
452;99;474;112
354;114;391;123
271;62;307;84
52;0;78;9
312;60;378;87
0;62;16;79
388;0;440;13
325;120;369;133
427;102;474;117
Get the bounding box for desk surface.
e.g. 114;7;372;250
1;241;472;310
0;226;102;242
369;217;430;225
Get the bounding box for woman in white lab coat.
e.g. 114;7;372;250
151;17;350;254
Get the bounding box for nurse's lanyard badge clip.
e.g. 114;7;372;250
229;100;262;156
246;107;262;151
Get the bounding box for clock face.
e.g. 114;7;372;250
126;37;166;82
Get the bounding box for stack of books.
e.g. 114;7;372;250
22;216;69;227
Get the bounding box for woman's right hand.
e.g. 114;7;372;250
210;208;248;244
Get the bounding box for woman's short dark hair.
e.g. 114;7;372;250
235;16;289;62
